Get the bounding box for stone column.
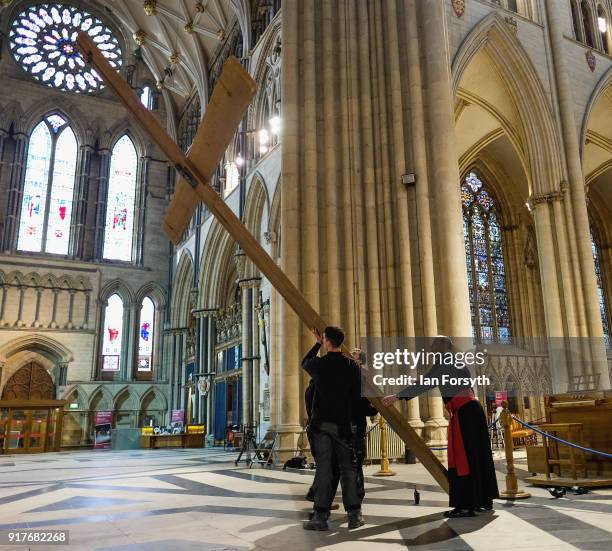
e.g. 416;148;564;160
417;0;474;447
122;300;135;382
0;129;8;241
2;134;28;252
545;0;610;388
70;142;93;259
0;284;7;326
93;149;111;260
531;195;569;392
134;156;149;266
418;0;472;339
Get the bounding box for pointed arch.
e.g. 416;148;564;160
0;333;73;364
103;118;149;159
103;134;139;262
16;113;79;255
198;221;238;309
61;384;88;407
580;64;612;156
88;384;113;411
267;180;281;260
21;100;88;147
0;100;25;133
113;385;138;411
135;282;167;309
139;386;168;411
243;175;270;242
172;251;195;326
452;13;564;196
99;279;134;304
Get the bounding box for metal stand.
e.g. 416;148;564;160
234;424;263;466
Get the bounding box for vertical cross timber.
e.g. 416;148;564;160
75;31;449;493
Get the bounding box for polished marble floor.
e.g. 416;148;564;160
0;447;610;550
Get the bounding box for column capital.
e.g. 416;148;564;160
528;188;565;208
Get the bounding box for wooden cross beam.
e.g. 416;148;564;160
76;32;449;493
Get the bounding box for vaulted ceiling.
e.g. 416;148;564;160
98;0;247;102
1;0;250;109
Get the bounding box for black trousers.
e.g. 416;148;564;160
310;422;361;513
331;430;366;502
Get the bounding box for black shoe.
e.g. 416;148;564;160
347;510;364;529
444;508;475;518
475;505;493;513
303;511;329;531
307;510;331;521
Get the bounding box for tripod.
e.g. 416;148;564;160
234;424;264;466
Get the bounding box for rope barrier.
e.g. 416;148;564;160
511;415;612;459
424;419;502;452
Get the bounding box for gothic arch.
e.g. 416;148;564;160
243;175;270;244
198;220;238;310
61;384;88;406
113;386;138;411
0;99;25;133
172;251;194;326
452;13;564;196
139;386;168;411
103;119;149;159
135;282;167;310
590;197;612;245
99;279;134;305
88;385;113;411
0;334;73;364
581;64;612;156
22;100;88;146
267;180;281;260
462;157;515;216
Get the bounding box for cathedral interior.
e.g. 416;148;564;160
0;0;611;549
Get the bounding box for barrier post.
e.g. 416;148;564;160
499;401;531;499
374;416;396;477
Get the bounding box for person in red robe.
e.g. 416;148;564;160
382;336;499;518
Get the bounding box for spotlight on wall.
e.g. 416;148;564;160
258;128;270;146
599;16;607;34
235;153;245;167
269;115;281;135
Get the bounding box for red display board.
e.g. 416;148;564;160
494;391;508;408
94;411;113;449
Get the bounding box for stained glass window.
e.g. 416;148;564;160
9;3;122;94
101;294;123;371
17;114;77;255
462;171;511;343
591;230;611;348
138;297;155;371
103;135;138;262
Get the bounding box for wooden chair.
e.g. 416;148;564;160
511;417;537;447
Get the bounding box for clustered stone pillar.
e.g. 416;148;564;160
2;134;28;252
70;141;94;258
544;0;610;389
277;0;479;459
93;149;111;261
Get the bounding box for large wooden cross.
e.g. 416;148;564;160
76;32;449;493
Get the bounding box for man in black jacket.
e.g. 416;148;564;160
302;326;363;531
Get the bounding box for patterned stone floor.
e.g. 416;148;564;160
0;447;610;550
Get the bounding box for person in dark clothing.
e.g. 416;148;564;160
309;349;378;506
382;336;499;518
302;326;364;531
345;349;378;501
